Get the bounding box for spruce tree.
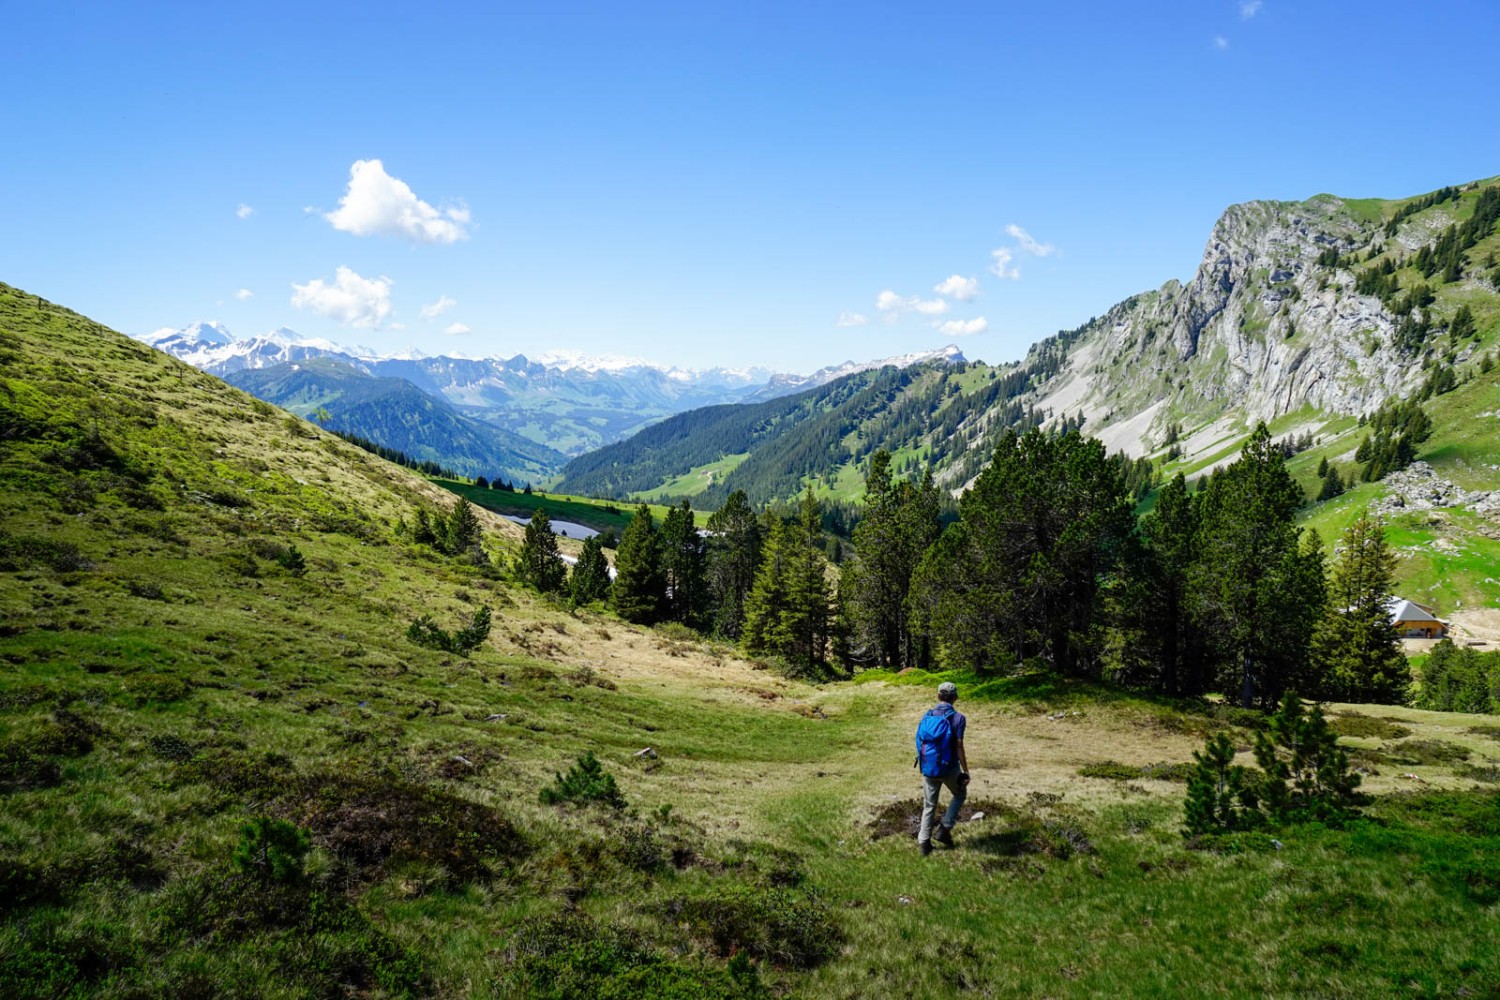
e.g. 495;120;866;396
444;497;482;557
705;490;762;639
742;516;791;657
742;489;833;672
1309;511;1409;704
846;452;941;669
568;535;612;607
660;499;706;626
517;508;567;593
611;505;665;624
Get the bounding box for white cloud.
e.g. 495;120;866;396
989;247;1019;280
1239;1;1262;19
324;159;470;244
836;311;868;327
876;290;949;317
443;322;471;335
236;203;253;220
233;288;254;301
290;266;393;328
989;224;1057;280
933;275;980;301
935;317;988;337
1006;224;1055;258
1214;34;1230;50
420;294;457;320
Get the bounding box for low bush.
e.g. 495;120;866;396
1384;739;1471;766
495;913;758;999
662;882;842;969
1328;713;1411;740
280;770;525;882
406;606;492;655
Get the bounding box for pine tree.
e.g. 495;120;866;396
611;505;664;624
1316;456;1329;478
517;508;567;593
1139;473;1206;696
1190;423;1322;708
568;535;612;607
660;499;706;626
1309;511;1408;704
920;429;1133;676
705;490;762;639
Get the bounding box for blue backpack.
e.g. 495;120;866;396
914;706;958;777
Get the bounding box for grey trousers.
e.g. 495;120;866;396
919;769;966;843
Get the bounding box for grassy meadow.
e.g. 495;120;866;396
4;281;1500;998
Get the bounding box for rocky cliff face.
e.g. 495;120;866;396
1039;191;1479;457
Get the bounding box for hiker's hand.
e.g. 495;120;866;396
960;772;971;786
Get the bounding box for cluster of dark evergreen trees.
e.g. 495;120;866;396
518;421;1418;709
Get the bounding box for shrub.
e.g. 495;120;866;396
276;545;307;576
540;751;626;810
405;606;492;656
496;913;755;1000
1328;714;1411;740
663;882;842;969
232;817;311;883
281;771;525;882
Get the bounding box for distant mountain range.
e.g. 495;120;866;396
133;322;967;480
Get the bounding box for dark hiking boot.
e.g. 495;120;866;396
934;824;955;848
919;840;933;857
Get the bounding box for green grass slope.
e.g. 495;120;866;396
7;281;1500;999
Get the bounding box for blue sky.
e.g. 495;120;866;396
3;1;1498;371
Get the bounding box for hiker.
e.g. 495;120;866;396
915;681;969;856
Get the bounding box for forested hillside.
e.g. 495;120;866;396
226;358;566;483
554;332;1091;506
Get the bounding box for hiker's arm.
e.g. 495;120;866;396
956;738;968;774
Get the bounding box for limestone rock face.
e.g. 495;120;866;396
1044;195;1442;456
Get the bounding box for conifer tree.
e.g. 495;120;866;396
1316;464;1344;502
846;452;941;668
517;508;567;593
1309;511;1408;703
444;497;481;557
660;499;706;626
917;429;1132;676
568;534;612;607
611;505;664;624
743;489;833;671
1139;472;1205;696
1190;423;1322;708
705;490;762;639
741;515;790;657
